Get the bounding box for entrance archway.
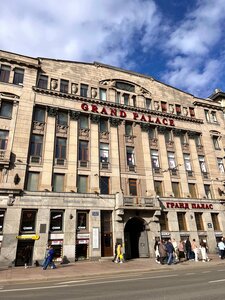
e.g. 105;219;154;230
124;217;149;259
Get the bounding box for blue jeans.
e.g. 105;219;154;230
167;253;173;265
43;257;56;270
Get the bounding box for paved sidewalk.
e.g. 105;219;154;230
0;255;224;284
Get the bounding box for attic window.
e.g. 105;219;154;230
115;81;135;93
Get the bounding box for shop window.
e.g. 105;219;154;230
161;102;167;113
195;213;204;231
50;210;64;232
53;174;64;192
100;143;109;163
159;212;168;231
211;213;220;231
129;178;137;196
0;210;5;232
30;134;43;157
154;181;163;197
57;111;68;126
204;184;212;199
77;175;88;193
188;183;197;198
37;74;48;89
0;130;8;150
217;158;225;174
172;182;181;198
80;84;88;97
100;118;108;133
125;122;133;136
33;107;45;122
177;212;187;231
20;210;37;232
151;150;160;172
60;79;69;93
26;172;39;191
79;115;89;129
55;138;67;160
212;136;220;150
0;101;13;118
79;141;88;162
13;68;24;85
100;176;109;194
77;211;88;230
146;98;151;110
99;88;107;101
0;64;10;83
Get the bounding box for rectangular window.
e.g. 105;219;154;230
20;210;37;232
0;210;5;232
0;130;8;150
129;179;137;196
100;176;109;194
154;181;163;197
172;182;180;198
99;88;107;101
159;212;168;231
165;130;173;143
33;107;45;122
0;65;10;83
212;136;220;150
125;123;133;136
0;101;13;118
80;84;88;97
189;107;195;117
168;152;176;169
194;134;202;148
204;110;210;122
100;143;109;163
126;147;135;166
161;102;167;113
77;175;88;193
80;115;89;129
132;95;136;107
195;213;204;231
30;134;43;157
204;184;212;199
50;210;64;232
199;156;207;175
100;118;108;132
60;79;69;93
116;92;121;104
57;111;68;126
77;211;88;230
184;154;192;172
123;94;129;105
177;212;187;231
149;127;156;139
53;174;64;192
180;132;188;145
13;68;24;85
188;183;197;198
211;111;217;123
211;213;220;231
26;172;39;191
151;150;160;170
217;158;225;173
175;104;181;115
79;141;88;161
146;98;151;110
37;75;48;89
56;138;66;159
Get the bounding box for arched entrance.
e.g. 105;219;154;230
124;217;149;259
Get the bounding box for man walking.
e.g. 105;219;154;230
218;238;225;259
165;239;175;265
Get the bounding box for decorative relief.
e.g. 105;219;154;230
110;117;122;127
100;131;109;140
169;104;174;113
33;121;45;132
99;79;116;88
154;101;160;110
157;126;166;134
79;128;90;138
183;107;188;116
173;129;182;137
70;110;80;120
140;123;150;132
91;88;97;98
47;107;57;117
71;83;78;94
90;114;100;123
51;79;58;90
56;124;68;134
135;86;151;97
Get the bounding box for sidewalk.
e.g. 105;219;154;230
0;255;223;284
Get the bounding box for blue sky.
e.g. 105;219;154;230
1;0;225;98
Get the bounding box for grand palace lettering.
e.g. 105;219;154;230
81;103;175;126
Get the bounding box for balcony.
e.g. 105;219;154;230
123;197;159;208
153;167;161;175
196;145;204;154
169;168;178;176
166;141;174;150
56;124;68;136
202;172;209;179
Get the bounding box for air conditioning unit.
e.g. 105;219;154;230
30;156;41;164
55;158;65;166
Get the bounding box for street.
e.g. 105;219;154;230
1;264;225;299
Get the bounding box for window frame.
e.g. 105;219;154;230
13;68;24;85
50;210;64;232
20;209;37;233
26;172;39;191
0;64;10;83
53;173;65;192
100;176;110;194
177;212;187;231
129;178;137;196
77;175;88;193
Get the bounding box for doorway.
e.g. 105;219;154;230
124;217;149;259
101;211;113;257
15;239;34;266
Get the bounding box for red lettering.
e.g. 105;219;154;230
162;118;168;125
81;103;89;111
148;115;154;123
169;119;175;126
175;203;180;208
155;117;161;124
192;203;196;209
171;203;175;208
166;202;170;208
133;112;139;120
101;107;108;115
110;108;117;117
140;114;147;122
180;203;184;208
91;104;98;113
209;204;213;209
120;110;127;118
205;204;209;209
184;203;189;209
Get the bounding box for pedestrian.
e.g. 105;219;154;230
154;239;160;264
191;239;199;262
115;242;123;263
218;238;225;259
185;237;192;260
42;245;56;270
178;240;185;262
23;245;32;269
165;239;175;265
112;242;118;262
158;240;167;265
200;239;210;262
172;238;178;262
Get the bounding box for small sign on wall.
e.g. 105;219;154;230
92;227;99;249
207;223;213;229
92;211;99;217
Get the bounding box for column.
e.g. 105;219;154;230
90;116;100;193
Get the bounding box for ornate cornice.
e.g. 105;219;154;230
110;117;122;127
47;106;57;117
0;57;38;69
90;114;101;124
70;110;80;120
193;101;223;111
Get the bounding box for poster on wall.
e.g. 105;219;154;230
92;227;99;249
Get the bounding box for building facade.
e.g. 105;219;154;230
0;50;225;266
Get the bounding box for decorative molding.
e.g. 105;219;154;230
140;123;150;132
90;114;100;123
110;117;122;127
70;110;80;120
47;107;57;117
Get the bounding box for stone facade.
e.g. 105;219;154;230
0;50;225;266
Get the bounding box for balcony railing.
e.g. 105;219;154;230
123;197;158;207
